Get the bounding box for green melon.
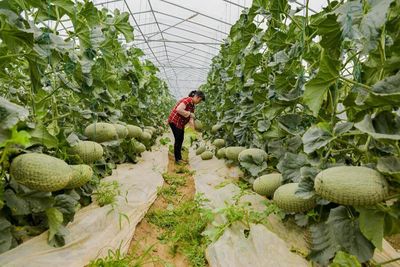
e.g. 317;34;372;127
140;131;152;142
211;124;222;133
10;153;73;192
196;145;206;155
84;122;118;143
201;151;213;160
194;120;203;131
145;126;157;135
65;164;93;189
213;139;225;148
216;148;226;159
225;146;246;161
114;124;128;139
238;148;267;165
134;141;146;154
127;125;143;139
314;166;389;206
70;141;103;163
273;183;316;213
253;173;283;197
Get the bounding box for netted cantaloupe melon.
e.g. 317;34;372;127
201;151;213;160
253;173;283;197
140;131;152;142
10;153;73;192
70;141;103;163
84;122;118;143
114;124;128;139
216;148;226;159
273;183;316;213
144;126;157;135
225;146;246;161
196;145;206;155
194;120;203;131
314;166;389;206
134;141;146;154
212;139;225;148
211;124;222;133
238;148;267;165
65;164;93;189
127;125;143;139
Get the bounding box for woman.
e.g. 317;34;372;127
168;90;205;164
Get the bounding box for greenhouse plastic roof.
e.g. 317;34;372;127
64;0;326;98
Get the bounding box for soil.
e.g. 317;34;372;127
127;151;196;267
387;234;400;251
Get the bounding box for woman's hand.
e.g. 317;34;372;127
189;112;196;119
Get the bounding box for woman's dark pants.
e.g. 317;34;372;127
169;123;184;162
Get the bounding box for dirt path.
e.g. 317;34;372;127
128;149;196;267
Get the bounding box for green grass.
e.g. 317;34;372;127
88;244;170;267
93;181;121;207
146;195;213;267
162;172;186;187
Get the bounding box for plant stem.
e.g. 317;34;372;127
376;257;400;266
340;77;373;91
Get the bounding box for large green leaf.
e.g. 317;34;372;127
357;207;384;250
363;72;400;106
46;207;63;242
355;111;400;140
377;156;400;180
28;124;59;149
0;217;13;253
327;206;374;263
0;97;29;131
303;50;341;116
277;152;309;182
302;124;333;154
330;251;361;267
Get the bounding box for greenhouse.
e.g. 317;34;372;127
0;0;400;266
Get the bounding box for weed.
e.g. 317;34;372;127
88;243;170;267
147;194;213;267
162;172;186;187
93;181;121;207
157;185;180;202
159;137;171;145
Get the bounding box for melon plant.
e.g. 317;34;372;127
113;124;128;139
273;183;316;213
70;141;104;163
196;145;206;155
201;151;213;160
253;173;283;197
216;148;226;159
65;164;93;189
194;120;203;131
84;122;118;143
225;146;246;161
127;125;143;139
314;166;389;206
212;139;225;148
10;153;73;192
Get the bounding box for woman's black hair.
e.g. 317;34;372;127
188;90;206;101
188;90;197;97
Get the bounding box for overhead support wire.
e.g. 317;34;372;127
146;13;199;40
222;0;245;9
160;0;232;26
135;39;221;45
122;0;171;88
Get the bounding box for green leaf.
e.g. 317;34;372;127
330;251;361;267
363;72;400;107
296;167;319;199
110;10;134;42
303;50;341;116
0;217;13;253
277;152;309;182
0;97;29;130
355;111;400;140
377;156;400;180
309;223;341;266
302;125;333;154
46;207;64;242
54;194;79;224
357;207;384;250
28;124;59;149
327;206;374;263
